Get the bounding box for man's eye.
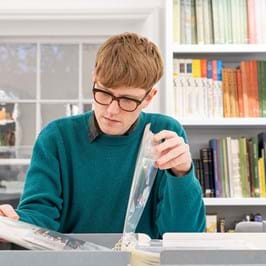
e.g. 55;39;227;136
121;98;140;105
121;98;134;103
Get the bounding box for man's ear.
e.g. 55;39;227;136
143;88;158;108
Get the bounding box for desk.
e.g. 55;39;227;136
161;249;266;265
1;233;266;266
0;234;129;266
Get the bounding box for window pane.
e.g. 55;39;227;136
41;44;79;100
41;103;93;128
0;103;16;146
0;44;36;99
82;102;93;113
0;146;32;159
0;102;35;147
82;44;101;99
0;165;28;183
41;103;78;128
0;164;28;201
16;103;36;146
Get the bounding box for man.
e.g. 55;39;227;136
0;33;205;238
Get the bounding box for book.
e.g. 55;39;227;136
0;217;158;265
0;216;109;251
173;0;181;43
209;139;220;197
163;232;266;249
206;214;217;232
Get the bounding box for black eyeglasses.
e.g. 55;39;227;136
92;83;151;112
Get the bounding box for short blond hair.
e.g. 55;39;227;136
94;32;163;91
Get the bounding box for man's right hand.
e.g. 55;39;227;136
0;204;19;220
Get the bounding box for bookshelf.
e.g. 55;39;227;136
1;0;266;231
169;0;266;230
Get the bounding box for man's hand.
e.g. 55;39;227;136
153;130;192;176
0;204;19;220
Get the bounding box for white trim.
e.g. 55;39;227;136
0;100;36;103
0;159;30;165
36;42;41;136
0;8;155;37
81;99;93;103
0;0;163;10
0;99;94;103
165;0;173;116
204;198;266;206
178;118;266;127
0;37;106;44
173;44;266;54
0;120;15;125
78;43;83;113
0;9;152;20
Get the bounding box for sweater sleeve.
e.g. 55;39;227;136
16;122;63;231
154;125;206;237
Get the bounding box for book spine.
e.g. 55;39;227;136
209;139;220;197
173;0;181;43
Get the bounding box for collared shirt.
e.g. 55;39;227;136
88;111;139;142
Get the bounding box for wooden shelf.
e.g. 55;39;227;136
204;198;266;206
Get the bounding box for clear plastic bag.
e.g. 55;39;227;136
123;123;158;235
118;123;158;251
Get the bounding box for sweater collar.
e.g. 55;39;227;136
88;111;139;143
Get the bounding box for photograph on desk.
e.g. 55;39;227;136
0;216;109;251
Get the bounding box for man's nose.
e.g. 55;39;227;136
106;99;120;114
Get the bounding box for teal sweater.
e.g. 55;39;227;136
17;112;206;238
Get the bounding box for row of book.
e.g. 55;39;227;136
194;132;266;198
223;61;266;118
173;0;266;44
173;58;266;118
206;212;263;232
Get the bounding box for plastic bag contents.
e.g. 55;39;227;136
123;123;158;235
0;216;109;251
114;123;158;253
115;233;161;266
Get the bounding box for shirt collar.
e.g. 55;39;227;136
88;111;139;142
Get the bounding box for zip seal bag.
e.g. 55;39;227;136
114;123;158;251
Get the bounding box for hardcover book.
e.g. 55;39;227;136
0;216;109;251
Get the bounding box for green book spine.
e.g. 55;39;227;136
242;0;248;43
252;136;260;197
239;137;249;197
263;62;266;117
222;138;230;197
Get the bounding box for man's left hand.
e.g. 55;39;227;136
153;130;192;176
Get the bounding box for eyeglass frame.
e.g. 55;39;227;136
92;82;152;112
